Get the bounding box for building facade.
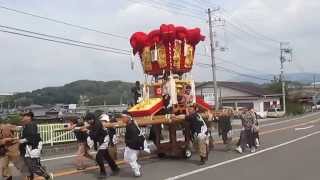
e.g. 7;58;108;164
196;82;281;118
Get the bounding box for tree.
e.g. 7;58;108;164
264;82;305;115
4;113;21;125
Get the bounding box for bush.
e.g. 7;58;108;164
3;113;21;125
286;100;305;115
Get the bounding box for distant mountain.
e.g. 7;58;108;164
12;80;134;106
231;73;320;85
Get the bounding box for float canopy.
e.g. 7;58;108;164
130;24;205;76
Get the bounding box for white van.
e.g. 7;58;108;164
267;108;285;118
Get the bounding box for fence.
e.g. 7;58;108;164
37;123;150;146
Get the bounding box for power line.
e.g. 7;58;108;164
220;8;280;44
196;53;276;76
0;5;129;40
0;26;274;81
127;0;206;20
224;27;278;50
195;62;273;82
0;25;131;53
225;21;279;44
178;0;208;11
217;58;275;76
217;66;272;82
0;29;131;56
152;0;205;14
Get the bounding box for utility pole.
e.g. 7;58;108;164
208;8;222;111
313;74;316;89
280;42;292;114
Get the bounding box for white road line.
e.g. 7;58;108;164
165;130;320;180
295;125;314;131
229;112;319;134
41;112;320;162
42;155;78;162
260;112;319;128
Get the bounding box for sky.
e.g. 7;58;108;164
0;0;319;92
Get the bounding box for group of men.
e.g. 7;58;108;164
0;112;53;180
66;112;151;178
66;105;210;179
0;107;260;179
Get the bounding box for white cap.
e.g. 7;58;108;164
100;114;110;122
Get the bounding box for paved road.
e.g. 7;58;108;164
11;112;320;180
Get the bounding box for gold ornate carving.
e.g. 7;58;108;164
184;44;194;68
173;40;182;69
157;43;167;68
142;47;152;71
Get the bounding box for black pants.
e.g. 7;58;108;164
221;131;232;144
237;129;256;149
253;131;260;141
25;157;50;179
96;149;119;173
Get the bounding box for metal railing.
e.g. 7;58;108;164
37;123;150;146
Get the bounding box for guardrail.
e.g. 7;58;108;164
38;123;150;146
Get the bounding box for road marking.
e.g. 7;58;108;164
260;113;319;128
53;155;155;177
260;118;320;135
41;113;320;162
229;112;320;134
49;118;320;178
295;125;314;131
165;130;320;180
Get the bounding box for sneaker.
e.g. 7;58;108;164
76;167;86;170
256;138;260;147
250;147;256;153
133;168;141;177
144;148;151;154
235;146;243;154
45;173;54;180
134;171;141;177
199;156;206;166
111;168;120;176
98;172;108;179
4;176;12;180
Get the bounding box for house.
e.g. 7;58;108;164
196;81;282;118
23;104;49;117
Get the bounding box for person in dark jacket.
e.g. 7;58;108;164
131;81;142;105
185;105;209;165
19;111;53;180
217;115;232;150
84;113;119;178
123;114;150;177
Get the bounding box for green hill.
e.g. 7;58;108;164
13;80;134;106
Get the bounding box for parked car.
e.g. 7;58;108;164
267;108;285;118
312;104;320;110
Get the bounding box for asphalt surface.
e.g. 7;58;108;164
10;112;320;180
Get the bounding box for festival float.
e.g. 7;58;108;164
57;24;232;158
124;24;212;158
